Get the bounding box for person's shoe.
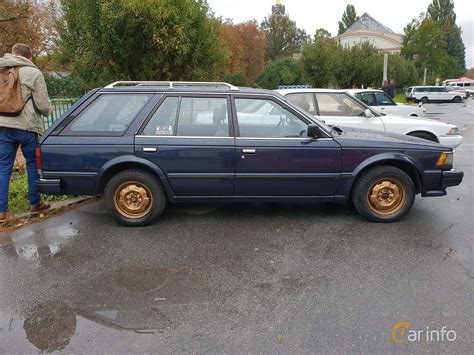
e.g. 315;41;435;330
0;212;8;224
30;202;51;214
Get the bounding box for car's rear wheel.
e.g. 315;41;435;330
452;96;462;103
407;131;438;142
421;97;429;104
352;166;415;222
104;169;166;226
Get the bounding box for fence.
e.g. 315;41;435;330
44;97;79;129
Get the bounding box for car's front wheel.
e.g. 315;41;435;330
104;169;166;226
352;166;415;222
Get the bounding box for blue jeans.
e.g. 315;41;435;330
0;127;40;212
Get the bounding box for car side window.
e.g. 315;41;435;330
315;93;365;117
285;93;317;114
375;92;395;105
177;97;229;137
357;93;376;106
63;94;152;135
142;97;179;136
235;98;307;138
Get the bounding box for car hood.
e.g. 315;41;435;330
379;114;455;128
333;126;444;149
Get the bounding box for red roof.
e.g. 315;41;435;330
457;76;473;81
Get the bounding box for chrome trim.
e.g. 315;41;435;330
236;137;334;141
105;81;239;91
136;135;234;139
242;148;256;154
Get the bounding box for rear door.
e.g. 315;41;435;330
135;94;235;198
233;96;341;197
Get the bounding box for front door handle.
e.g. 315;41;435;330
142;147;157;152
242;148;256;154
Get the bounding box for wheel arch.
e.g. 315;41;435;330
96;156;174;200
406;130;439;143
346;154;423;198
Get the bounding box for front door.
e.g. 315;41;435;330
233;96;342;197
314;92;385;132
135;95;234;197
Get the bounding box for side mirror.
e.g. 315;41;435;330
418;101;423;107
307;124;324;138
364;109;374;118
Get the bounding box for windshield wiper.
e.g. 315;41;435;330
331;126;343;135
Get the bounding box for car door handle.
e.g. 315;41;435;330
142;147;157;152
242;148;256;154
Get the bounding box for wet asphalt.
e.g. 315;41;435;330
0;101;473;353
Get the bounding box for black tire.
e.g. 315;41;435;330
421;97;429;104
104;169;166;226
352;166;415;222
407;131;438;142
452;96;462;103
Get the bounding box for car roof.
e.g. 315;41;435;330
276;88;345;95
345;89;384;94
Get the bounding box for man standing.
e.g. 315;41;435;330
0;44;51;223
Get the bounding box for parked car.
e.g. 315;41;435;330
36;81;463;226
276;88;463;148
443;80;474;97
405;86;466;103
346;89;426;117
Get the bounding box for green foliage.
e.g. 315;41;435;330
261;13;310;60
8;173;68;214
401;18;457;80
301;39;341;87
338;4;358;35
44;73;83;97
314;28;331;42
387;54;419;88
56;0;228;89
223;72;249;87
427;0;465;75
256;57;303;89
302;40;387;88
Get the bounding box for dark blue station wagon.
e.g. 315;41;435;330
36;81;463;226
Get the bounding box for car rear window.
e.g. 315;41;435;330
62;94;152;136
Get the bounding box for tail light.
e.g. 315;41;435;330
35;147;42;174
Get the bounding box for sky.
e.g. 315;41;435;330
207;0;474;69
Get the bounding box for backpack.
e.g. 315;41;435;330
0;67;27;116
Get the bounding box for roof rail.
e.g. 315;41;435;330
104;81;240;91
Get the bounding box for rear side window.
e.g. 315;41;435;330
63;94;152;135
285;93;317;114
315;93;365;117
142;96;230;137
357;93;376;106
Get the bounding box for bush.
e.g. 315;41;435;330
45;73;84;97
256;57;303;89
223;72;249;86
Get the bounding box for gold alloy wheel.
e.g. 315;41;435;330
114;181;153;219
367;178;406;216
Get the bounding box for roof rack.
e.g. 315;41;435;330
104;81;239;91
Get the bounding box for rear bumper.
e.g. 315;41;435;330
35;178;62;195
441;168;464;188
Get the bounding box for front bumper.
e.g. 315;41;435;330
438;135;463;149
35;178;62;195
441;168;464;188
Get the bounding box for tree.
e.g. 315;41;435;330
256;57;302;89
223;72;249;86
0;2;57;67
338;43;383;88
401;18;457;81
301;39;341;87
338;4;358;35
221;21;265;84
314;28;331;42
466;68;474;79
261;13;310;60
427;0;465;75
387;54;418;88
56;0;228;89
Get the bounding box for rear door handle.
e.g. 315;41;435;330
143;147;157;152
242;148;256;154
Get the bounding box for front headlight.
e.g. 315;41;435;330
447;127;460;135
437;152;453;169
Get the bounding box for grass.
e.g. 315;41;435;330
393;93;409;104
8;172;69;214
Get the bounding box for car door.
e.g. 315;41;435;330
314;92;385;132
233;96;341;197
135;95;235;197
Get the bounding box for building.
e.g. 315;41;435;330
272;0;285;16
335;13;403;54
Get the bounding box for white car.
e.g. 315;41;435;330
346;89;426;117
276;88;463;149
406;86;466;103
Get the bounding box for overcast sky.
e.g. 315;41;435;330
207;0;474;68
